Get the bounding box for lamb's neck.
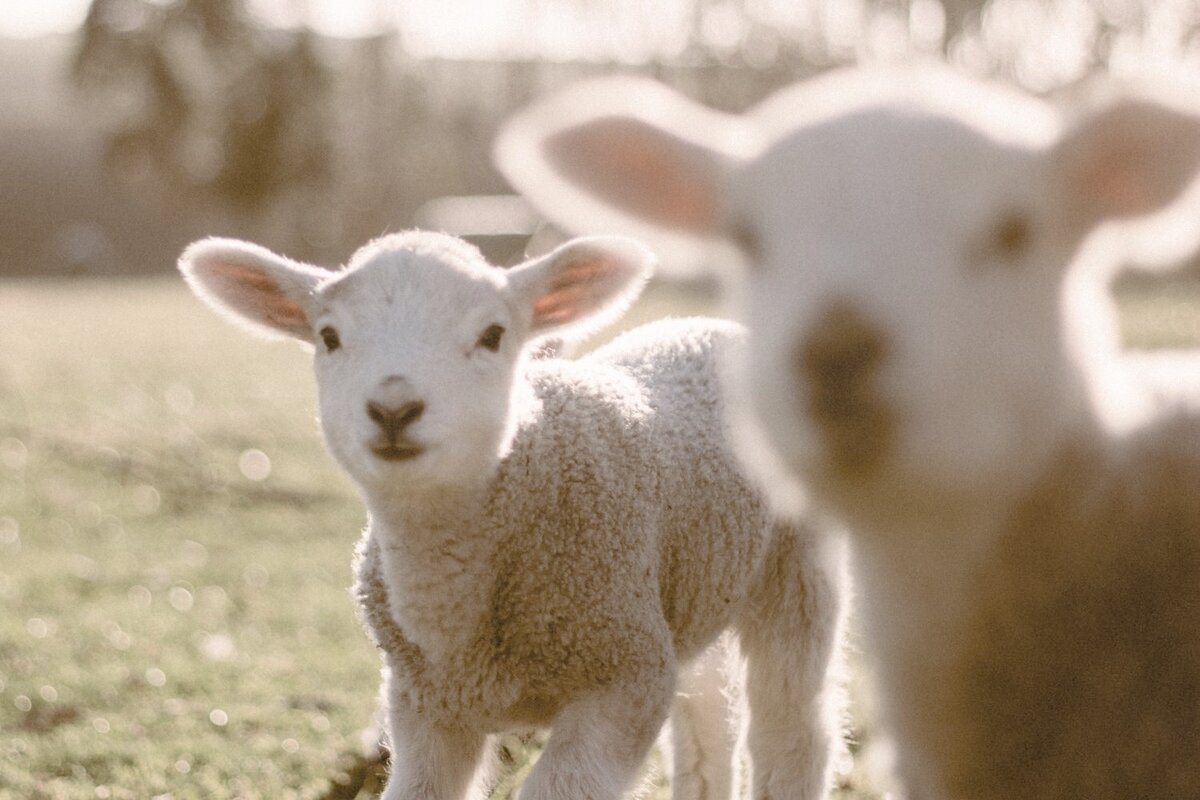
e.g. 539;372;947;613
850;498;999;663
365;481;496;660
847;426;1100;686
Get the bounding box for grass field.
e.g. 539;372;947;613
1;275;1197;800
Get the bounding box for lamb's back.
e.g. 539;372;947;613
581;317;772;658
495;317;770;667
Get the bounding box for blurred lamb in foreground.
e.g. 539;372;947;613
177;230;846;800
496;67;1200;799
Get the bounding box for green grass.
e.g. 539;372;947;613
0;279;384;800
0;275;1196;800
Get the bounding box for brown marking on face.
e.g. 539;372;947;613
727;218;763;265
992;211;1033;259
796;302;894;480
965;209;1038;271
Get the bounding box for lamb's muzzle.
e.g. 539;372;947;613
795;302;893;478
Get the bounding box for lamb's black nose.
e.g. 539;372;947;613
366;399;425;439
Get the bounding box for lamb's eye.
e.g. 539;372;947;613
319;326;341;352
729;219;763;265
992;212;1033;259
476;324;505;352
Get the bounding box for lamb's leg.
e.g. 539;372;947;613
667;635;739;800
736;524;846;800
380;683;490;800
519;669;675;800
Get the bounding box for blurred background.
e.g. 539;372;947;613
10;0;1200;275
2;2;1200;799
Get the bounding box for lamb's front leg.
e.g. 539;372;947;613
737;525;846;800
519;670;675;800
668;636;739;800
381;686;490;800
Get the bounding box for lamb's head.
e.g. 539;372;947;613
179;231;652;492
496;69;1200;507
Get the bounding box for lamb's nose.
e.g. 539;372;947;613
366;399;426;438
795;301;894;477
798;305;887;406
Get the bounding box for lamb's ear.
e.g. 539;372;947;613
507;236;655;342
178;238;330;343
494;77;753;257
1050;96;1200;237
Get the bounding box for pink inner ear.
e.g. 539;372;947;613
531;254;623;327
532;286;589;324
1070;138;1158;222
1059;101;1200;227
210;261;309;334
1091;162;1154;218
546;118;719;233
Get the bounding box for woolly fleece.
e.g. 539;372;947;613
353;318;827;726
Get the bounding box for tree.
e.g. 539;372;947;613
73;0;332;215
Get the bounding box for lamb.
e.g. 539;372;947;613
177;230;846;800
494;68;1200;798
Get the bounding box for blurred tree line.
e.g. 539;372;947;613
69;0;1200;264
73;0;334;252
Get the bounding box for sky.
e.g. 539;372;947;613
0;0;696;60
6;0;1200;83
1;0;92;37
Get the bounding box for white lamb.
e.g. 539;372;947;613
495;68;1200;798
177;230;845;800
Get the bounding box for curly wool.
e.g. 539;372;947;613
355;318;784;727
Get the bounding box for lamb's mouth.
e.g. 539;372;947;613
370;442;425;461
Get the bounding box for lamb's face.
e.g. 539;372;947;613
726;107;1071;498
311;243;523;489
496;67;1200;508
179;231;653;496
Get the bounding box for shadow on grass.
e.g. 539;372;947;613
321;734;543;800
319;746;390;800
